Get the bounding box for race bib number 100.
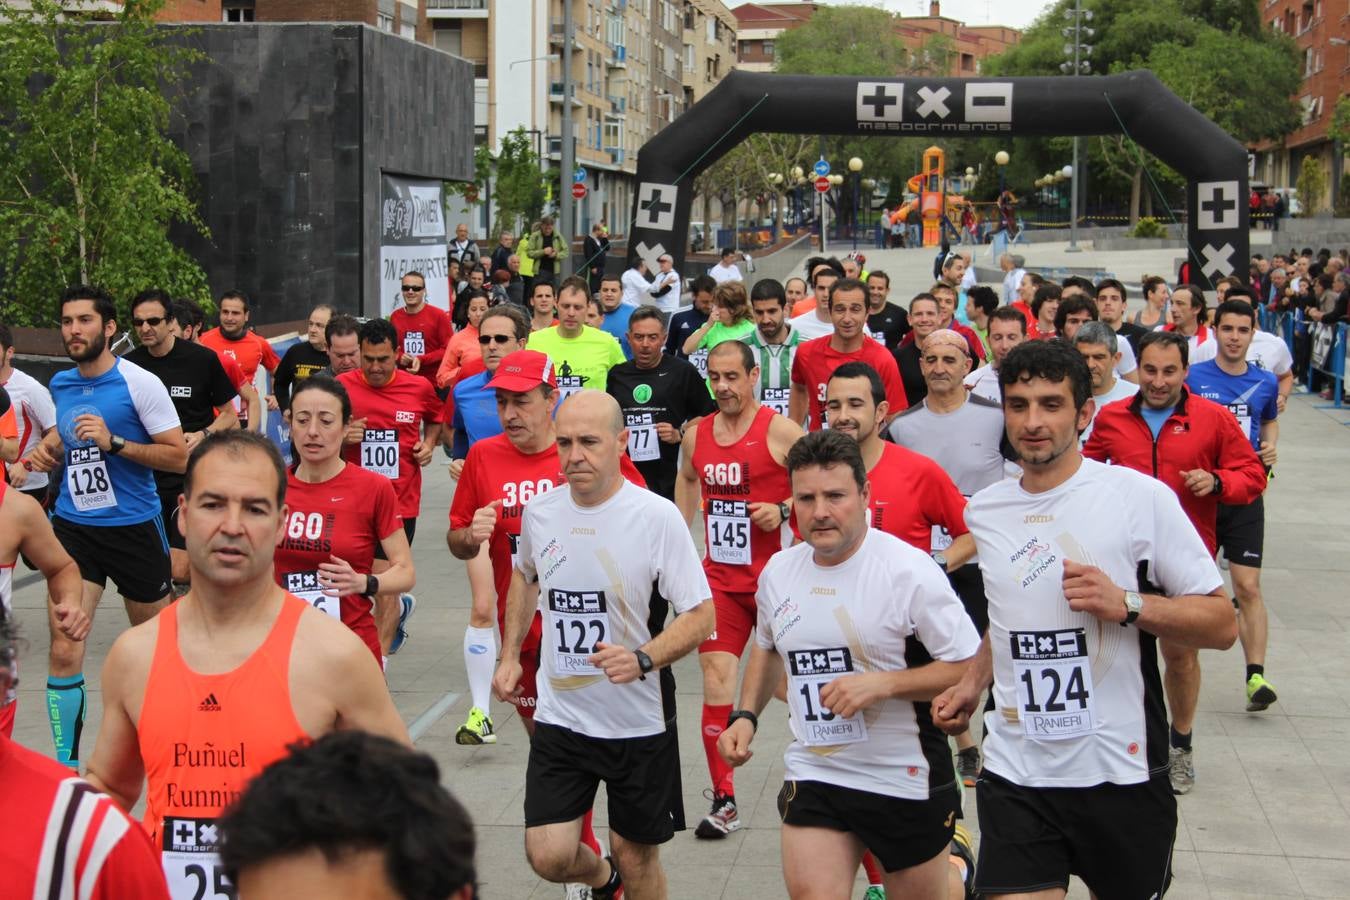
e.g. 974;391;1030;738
548;589;611;676
786;647;868;746
162;817;235;899
1011;628;1096;740
360;428;399;478
66;446;118;512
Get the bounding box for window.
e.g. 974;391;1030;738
961;52;975;71
377;12;395;32
763;40;774;58
223;4;254;21
433;24;462;54
706;17;716;43
684;42;695;69
400;21;415;39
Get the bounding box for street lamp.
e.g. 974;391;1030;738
770;172;783;236
848;157;864;250
1062;0;1092;253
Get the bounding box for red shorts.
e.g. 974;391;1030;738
0;700;13;738
343;601;383;670
512;613;543;720
699;590;758;656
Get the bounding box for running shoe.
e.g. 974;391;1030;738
389;593;417;655
950;823;977;900
1168;746;1195;795
862;887;886;900
1246;673;1278;712
564;884;592;899
455;706;497;745
694;790;741;838
956;746;981;788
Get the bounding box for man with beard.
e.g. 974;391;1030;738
744;279;804;418
963;307;1027;404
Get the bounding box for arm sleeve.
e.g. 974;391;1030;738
906;557;982;662
1081;415;1111;462
516;507;538;580
1260;377;1279;423
88;806;173;900
924;464;970;537
1141;479;1224;597
421;380;444;424
553;236;569;261
608;335;626;368
128;368;182;436
0;406;15;441
754;569;777;651
790;344;807;387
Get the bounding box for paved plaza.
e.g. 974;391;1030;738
7;241;1350;898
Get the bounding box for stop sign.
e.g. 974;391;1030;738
814;176;830;193
571;182;587;199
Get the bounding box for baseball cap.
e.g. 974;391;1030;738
486;350;558;393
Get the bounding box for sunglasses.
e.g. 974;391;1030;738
132;317;166;328
478;334;515;345
401;285;425;293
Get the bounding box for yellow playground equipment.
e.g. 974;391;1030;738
886;146;976;247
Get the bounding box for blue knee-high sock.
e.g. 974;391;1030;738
47;674;86;769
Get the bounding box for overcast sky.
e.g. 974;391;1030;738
808;0;1057;30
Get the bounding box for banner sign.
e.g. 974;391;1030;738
379;174;450;316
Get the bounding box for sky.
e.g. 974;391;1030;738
808;0;1058;30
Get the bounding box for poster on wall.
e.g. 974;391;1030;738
379;174;450;316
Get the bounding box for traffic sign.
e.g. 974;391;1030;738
573;168;586;184
814;176;831;193
813;159;831;177
571;182;587;199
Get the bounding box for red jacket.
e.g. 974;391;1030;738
1082;387;1266;554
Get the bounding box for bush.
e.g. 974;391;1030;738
1131;217;1168;238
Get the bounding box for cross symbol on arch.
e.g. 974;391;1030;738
641;189;672;221
861;85;898;118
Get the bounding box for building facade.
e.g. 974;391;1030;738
683;0;738;108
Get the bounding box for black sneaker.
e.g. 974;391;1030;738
694;790;740;839
956;746;981;788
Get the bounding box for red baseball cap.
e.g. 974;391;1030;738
486;350;558;393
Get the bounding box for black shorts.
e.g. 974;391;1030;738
948;563;988;634
974;770;1176;900
52;515;172;603
777;779;959;873
157;487;185;551
373;517;416;561
21;485;50;510
524;721;685;844
1217;495;1264;569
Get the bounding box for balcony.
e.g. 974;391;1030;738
425;0;487;18
604;146;625;164
549;82;584;107
606;44;627;68
605;95;626;118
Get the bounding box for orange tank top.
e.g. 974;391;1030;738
139;593;309;846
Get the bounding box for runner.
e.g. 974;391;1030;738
682;280;757;363
1028;283;1061;340
933;339;1238;900
391;270;454;384
436;290;490;388
272;303;333;410
895;294;941;407
0;615;170;898
1185;298;1281;712
789;278;906;430
1056;293;1140;384
528;280;559;333
666;275;715;364
1163;284;1212;355
24;286;188;769
84;431;408;899
220;731;477;900
788;259;842;341
926;282;986;361
676;340;803;838
606;305;715;500
963;307;1027;404
338;318;441;656
1083;330;1266;794
1;322;58;507
447;304;529;475
275;376;415;667
527;276;626;402
744;278;804;418
125;290;240;588
0;386;15;464
1094;277;1149;359
1071;321;1139;445
323;314;362;377
865;270;909;350
718;428;980;900
494;390;715;900
1191;286;1294;412
169;299;262;430
199;290;280;426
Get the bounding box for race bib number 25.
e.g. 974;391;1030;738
162;816;235;899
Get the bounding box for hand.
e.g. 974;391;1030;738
398;354;415;369
8;462;29;487
1180;468;1218;497
655;422;681;444
1258;440;1277;468
1061;559;1127;623
265;394;280;411
818;671;891;719
588;642;642;684
317;555;361;595
344;417;368;445
748;501;783;532
27;442;60;473
447;458;465;481
413;439;434;467
184;430;207;452
53;603;92;642
408;357;422;375
931;680;981;736
74;414;111;451
1276;394;1288;414
717;718;756;767
492;659;523;702
469;500;502;545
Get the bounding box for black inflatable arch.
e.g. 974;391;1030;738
627;70;1248;290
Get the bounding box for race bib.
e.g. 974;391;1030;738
625;412;660;462
786;647;868;746
162;817;235;900
762;387;791;417
1011;628;1097;740
547;589;611;676
360;428;399;478
66;446;117;512
707;498;751;565
689;348;709;378
403;331;426;356
1227;400;1253;445
557;375;585;401
931;525;954;553
283;571;341;619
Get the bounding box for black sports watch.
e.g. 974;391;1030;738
106;435;126;455
777;501;791;524
634;648;654;680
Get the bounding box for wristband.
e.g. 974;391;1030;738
365;574;379;597
726;709;758;732
1211;473;1224;498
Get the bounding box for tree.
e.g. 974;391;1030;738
1295;155;1326;217
0;0;209;327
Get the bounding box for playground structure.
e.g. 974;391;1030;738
886;145;976;247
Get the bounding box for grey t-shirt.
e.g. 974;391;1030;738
887;395;1012;496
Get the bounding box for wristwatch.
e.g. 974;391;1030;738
777;501;791;524
634;649;654;680
1122;591;1143;625
106;435;126;455
1210;472;1224;499
931;551;948;570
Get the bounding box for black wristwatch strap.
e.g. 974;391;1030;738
634;649;653;680
364;574;379;597
1211;472;1224;499
727;709;758;732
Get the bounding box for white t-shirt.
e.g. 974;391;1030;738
620;268;651;308
755;530;981;799
1;367;56;490
1003;269;1026;304
888;396;1010;496
1114;338;1137;377
966;458;1223;788
649;270;682;313
517;480;711;739
1190;329;1292;375
708;262;743;284
788;311;834;341
1081;378;1140;445
963;364;1001;404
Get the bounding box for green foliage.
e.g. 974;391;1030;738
1130;217;1167;238
1335;176;1350;218
1295;156;1326;217
445;130;548;239
1332;95;1350;153
0;0;209;327
774;6;910;77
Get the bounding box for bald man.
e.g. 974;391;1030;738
495;390;714;899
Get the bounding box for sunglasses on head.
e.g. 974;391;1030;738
478;334;515;345
132;317;165;328
401;284;425;293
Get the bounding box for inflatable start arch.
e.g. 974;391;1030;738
627;70;1248;290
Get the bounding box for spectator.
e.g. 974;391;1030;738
525;217;569;292
707;247;743;284
489;230;514;276
582;222;610;296
449;223;480;271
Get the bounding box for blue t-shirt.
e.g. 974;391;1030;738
50;357;181;526
1186;359;1279;451
451;369;501;458
1140;404;1174;440
601;303;637;359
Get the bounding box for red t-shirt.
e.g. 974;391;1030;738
199;328;280;381
791;335;908;429
274;463;402;663
866;442;969;553
338;369;443;518
391;304;454;382
0;733;170;899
